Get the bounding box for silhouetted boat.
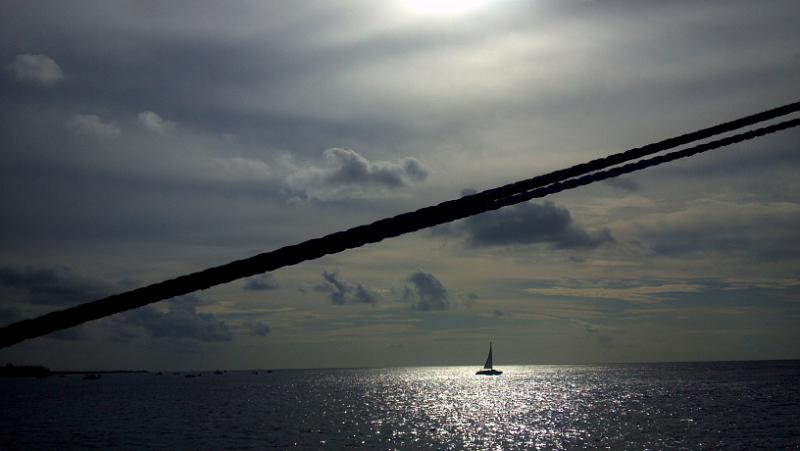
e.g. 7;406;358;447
476;342;502;375
82;373;101;380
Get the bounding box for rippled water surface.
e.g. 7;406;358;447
2;361;799;449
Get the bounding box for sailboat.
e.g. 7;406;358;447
475;341;503;375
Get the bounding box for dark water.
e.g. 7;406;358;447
2;361;799;449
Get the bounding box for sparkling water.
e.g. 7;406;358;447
2;360;799;449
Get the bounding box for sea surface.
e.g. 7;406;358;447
2;360;799;449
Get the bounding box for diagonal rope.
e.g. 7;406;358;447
1;104;799;348
464;100;800;206
487;117;800;210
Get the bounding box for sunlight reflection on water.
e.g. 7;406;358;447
316;363;800;449
2;362;799;449
360;366;602;449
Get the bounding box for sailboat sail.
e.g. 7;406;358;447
476;341;502;375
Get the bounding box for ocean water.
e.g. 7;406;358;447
1;361;799;449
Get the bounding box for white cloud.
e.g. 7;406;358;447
6;53;64;86
65;114;121;139
286;148;429;200
137;111;176;134
322;148;428;187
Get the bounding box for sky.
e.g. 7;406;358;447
1;0;799;371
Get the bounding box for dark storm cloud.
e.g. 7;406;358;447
121;295;233;342
439;201;613;249
317;271;379;306
0;266;108;306
403;271;450;311
245;274;278;291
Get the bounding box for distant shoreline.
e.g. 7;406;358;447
1;363;148;378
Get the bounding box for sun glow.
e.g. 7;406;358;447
402;0;492;16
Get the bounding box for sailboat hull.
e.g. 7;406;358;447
475;369;503;375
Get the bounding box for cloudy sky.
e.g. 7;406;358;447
1;0;799;371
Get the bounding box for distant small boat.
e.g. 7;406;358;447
476;342;502;376
82;373;101;380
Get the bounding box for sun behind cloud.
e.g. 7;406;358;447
401;0;492;16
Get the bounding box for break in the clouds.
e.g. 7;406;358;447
0;266;108;307
524;283;706;305
138;111;176;134
5;54;63;86
65;113;121;139
245;274;279;291
403;271;450;311
439;200;613;249
120;295;233;342
316;271;380;306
